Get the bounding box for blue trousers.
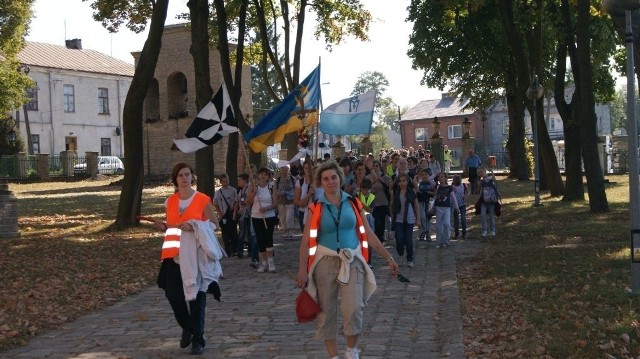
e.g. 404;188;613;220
394;221;415;262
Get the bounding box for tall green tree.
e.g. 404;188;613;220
244;0;373;158
0;0;34;115
86;0;170;226
551;0;613;210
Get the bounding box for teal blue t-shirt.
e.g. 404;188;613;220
316;191;359;252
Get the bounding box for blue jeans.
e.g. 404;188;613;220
435;206;452;246
480;203;496;236
394;221;414;262
418;200;431;235
239;216;258;262
453;205;467;237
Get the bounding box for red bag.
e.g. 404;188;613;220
295;289;321;323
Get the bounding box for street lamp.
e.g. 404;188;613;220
526;71;544;207
602;0;640;295
481;111;488;146
17;63;33;155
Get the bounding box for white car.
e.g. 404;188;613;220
74;156;124;175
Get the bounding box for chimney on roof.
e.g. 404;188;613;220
65;39;82;50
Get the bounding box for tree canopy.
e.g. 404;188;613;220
0;0;34;115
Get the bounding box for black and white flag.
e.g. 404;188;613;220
173;84;238;153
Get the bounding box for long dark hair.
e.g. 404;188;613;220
392;173;416;215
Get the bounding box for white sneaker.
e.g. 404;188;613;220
257;261;267;273
267;257;276;272
407;261;414;268
489;231;496;237
344;347;360;359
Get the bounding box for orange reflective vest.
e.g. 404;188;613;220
160;191;210;260
306;197;369;271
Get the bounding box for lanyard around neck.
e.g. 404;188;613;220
325;200;344;251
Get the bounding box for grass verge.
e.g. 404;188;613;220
460;174;639;358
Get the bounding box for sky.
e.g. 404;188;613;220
26;0;444;109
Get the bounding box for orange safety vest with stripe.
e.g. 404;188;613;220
160;191;210;260
306;196;369;271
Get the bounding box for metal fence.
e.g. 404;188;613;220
0;155;125;180
476;148;510;170
0;156;37;179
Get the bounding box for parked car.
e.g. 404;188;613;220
74;156;124;175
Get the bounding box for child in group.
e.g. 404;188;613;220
358;178;376;230
391;173;421;268
433;172;458;248
477;167;500;239
359;178;376;267
416;168;435;241
451;175;468;240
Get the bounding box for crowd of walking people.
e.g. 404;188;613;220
155;146;500;357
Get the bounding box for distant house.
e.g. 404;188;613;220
401;91;612;169
485;89;611;149
399;93;483;168
16;39;133;156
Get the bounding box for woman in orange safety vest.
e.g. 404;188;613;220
295;161;399;359
155;162;219;355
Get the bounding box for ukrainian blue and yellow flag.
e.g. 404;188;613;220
244;65;320;153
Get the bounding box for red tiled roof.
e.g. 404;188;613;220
18;41;134;77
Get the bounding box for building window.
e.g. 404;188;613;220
98;88;110;114
26;84;38;111
415;128;428;142
448;125;462;139
63;85;75;112
31;134;40;154
101;138;112;156
502;117;509;135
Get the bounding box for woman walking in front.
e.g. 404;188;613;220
295;161;399;359
155;162;222;355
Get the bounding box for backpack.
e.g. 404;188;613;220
482;180;499;204
434;185;453;207
276;175;296;201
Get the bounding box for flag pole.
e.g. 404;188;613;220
315;58;323;160
238;123;268;227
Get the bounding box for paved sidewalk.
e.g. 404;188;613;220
2;232;469;359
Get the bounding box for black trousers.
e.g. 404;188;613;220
161;259;207;346
220;219;239;257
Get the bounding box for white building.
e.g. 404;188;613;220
15;39;133;157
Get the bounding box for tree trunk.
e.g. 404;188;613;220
576;0;608;212
504;89;529;180
227;132;239;186
562;110;584;201
554;2;583;202
497;1;532;181
189;0;214;198
115;0;169;227
535;100;564;196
